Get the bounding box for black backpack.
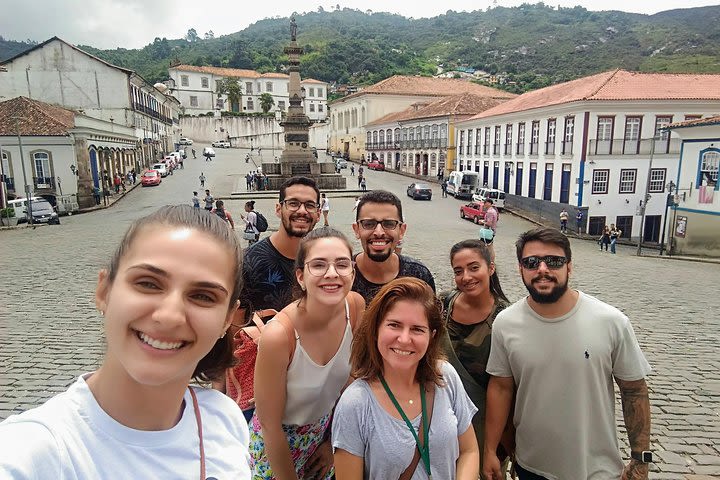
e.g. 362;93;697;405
255;212;268;232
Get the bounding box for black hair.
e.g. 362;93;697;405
355;190;403;222
193;191;198;196
107;205;241;382
245;200;255;210
279;176;320;204
515;227;572;263
450;239;509;303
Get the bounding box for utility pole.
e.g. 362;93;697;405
14;116;33;225
636;135;657;256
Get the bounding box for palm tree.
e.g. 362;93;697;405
216;78;243;112
259;93;275;114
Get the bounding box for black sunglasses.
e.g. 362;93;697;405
520;255;568;270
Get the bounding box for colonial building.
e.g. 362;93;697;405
365;93;505;177
0;36;180;165
0;97;137;208
328;75;515;162
454;69;720;241
665;116;720;256
167;65;328;121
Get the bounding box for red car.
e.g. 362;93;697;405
141;169;162;187
460;202;485;224
367;160;385;171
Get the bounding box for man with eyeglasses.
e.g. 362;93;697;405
239;176;321;316
483;227;652;480
351;190;435;303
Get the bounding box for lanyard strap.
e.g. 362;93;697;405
189;388;206;480
379;377;431;476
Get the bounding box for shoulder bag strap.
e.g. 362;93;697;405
398;386;436;480
274;311;298;363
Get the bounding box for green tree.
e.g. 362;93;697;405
185;28;199;43
259;93;275;114
217;78;243;112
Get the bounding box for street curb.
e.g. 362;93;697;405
76;181;142;215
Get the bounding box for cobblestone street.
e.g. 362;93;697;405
1;146;719;477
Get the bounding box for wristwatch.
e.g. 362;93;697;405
631;451;653;463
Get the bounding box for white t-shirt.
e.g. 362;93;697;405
321;197;330;212
245;211;258;234
486;291;651;480
0;375;251;479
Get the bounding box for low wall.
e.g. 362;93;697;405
504;195;587;234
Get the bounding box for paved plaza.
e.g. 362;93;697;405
1;145;719;477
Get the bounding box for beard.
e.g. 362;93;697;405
524;274;569;304
364;237;394;262
282;213;316;238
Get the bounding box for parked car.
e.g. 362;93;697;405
335;158;348;169
203;147;216;158
472;187;506;210
407;182;433;200
460;202;486;224
141;170;162;187
367;160;385;171
211;140;230;148
152;163;169;177
22;198;60;225
179;137;193;145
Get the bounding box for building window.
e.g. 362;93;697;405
505;124;513;155
562;117;574;155
201;77;209;88
474;129;481;154
245;82;253;94
458;130;465;155
33;151;52;184
265;82;273;92
623;116;642;154
309;104;315;112
596;116;614;154
247;99;254;110
619;169;637;193
189;96;198;107
318;104;324;112
309;87;315;97
440;124;447;147
685;114;702;121
278;101;286;111
530;121;540;155
649;168;666;193
493;126;501;155
215;80;222;91
654;116;672;153
546;118;556;155
517;122;525;155
592;169;610;194
318;88;324;97
699;150;719;187
181;75;189;87
483;127;490;155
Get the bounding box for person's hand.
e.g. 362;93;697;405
621;459;648;480
482;449;502;480
306;439;333;479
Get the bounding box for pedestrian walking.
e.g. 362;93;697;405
113;174;122;194
478;198;499;261
321;193;330;226
212;200;235;229
600;225;611;251
610;224;622;254
483;227;651;480
333;277;479;480
192;148;196;159
559;208;569;233
360;177;367;192
199;173;206;188
251;228;364;479
92;186;101;205
0;205;252;479
192;191;200;208
246;173;252;191
357;174;363;189
350;165;355;176
204;189;214;211
441;179;448;198
240;201;260;245
575;210;583;234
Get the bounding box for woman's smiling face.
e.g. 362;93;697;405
377;300;431;374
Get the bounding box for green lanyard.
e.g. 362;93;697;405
379;376;431;477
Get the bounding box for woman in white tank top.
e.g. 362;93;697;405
251;227;365;479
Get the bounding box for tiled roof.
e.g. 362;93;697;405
469;69;720;120
302;78;326;84
368;93;506;126
172;64;289;80
335;75;516;104
667;115;720;129
0;97;75;136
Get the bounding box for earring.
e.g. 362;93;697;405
99;310;104;317
300;284;306;291
220;332;226;339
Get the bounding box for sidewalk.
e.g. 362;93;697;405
77;181;142;214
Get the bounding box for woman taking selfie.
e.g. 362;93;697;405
333;277;479;480
440;239;512;471
251;227;364;479
0;205;251;478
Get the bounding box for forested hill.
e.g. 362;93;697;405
2;4;720;93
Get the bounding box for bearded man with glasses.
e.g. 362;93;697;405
483;227;652;480
350;190;435;303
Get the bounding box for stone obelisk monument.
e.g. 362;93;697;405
262;17;345;190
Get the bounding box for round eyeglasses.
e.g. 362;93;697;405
304;259;355;277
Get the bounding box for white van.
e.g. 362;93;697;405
473;187;506;210
446;171;478;199
8;197;60;224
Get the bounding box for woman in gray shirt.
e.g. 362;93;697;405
332;277;478;479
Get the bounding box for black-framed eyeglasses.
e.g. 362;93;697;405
357;219;402;231
282;199;319;213
520;255;568;270
304;259;355;277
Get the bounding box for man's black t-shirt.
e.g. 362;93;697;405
240;237;296;314
352;254;436;304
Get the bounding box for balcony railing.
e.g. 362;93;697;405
545;141;556;155
588;138;681;156
529;143;539;155
34;176;56;190
504;144;512;155
561;141;574;155
516;143;525;155
2;175;14;191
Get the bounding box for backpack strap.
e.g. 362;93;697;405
347;292;362;332
273;311;298;363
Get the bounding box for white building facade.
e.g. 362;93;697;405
455;70;720;241
167;65;328;121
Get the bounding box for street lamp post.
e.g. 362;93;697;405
659;180;676;256
14;117;33;225
636;135;657;256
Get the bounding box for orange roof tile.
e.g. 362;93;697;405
470;69;720;120
334;75;515;104
668;115;720;129
368;93;506;126
0;97;75;136
259;72;290;79
172;64;262;78
301;78;326;84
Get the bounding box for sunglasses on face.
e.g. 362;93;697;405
520;255;568;270
357;219;401;231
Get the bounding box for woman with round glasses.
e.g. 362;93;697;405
251;227;365;479
440;239;513;473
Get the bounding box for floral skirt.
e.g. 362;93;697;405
249;412;333;480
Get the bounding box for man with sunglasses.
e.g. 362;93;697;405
351;190;435;303
483;227;652;480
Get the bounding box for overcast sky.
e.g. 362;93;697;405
2;0;718;49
